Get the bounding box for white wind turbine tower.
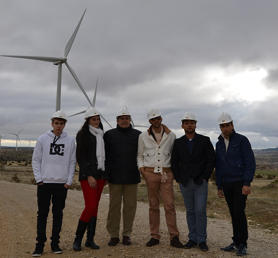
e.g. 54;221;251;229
9;130;22;151
1;9;92;111
70;78;113;128
0;133;3;149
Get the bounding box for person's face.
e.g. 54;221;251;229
182;120;196;134
117;115;131;128
51;119;66;135
88;115;100;128
149;116;162;128
220;122;234;138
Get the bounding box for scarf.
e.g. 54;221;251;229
89;125;105;171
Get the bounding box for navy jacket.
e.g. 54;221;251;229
171;133;215;186
215;131;256;189
104;125;141;184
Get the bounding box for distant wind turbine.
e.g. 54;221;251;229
0;133;3;149
1;9;92;111
70;78;113;128
9;130;22;151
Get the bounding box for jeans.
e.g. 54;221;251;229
180;179;208;243
80;179;106;222
36;183;68;244
223;181;248;247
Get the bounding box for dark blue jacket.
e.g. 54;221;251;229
215;131;256;189
104;125;141;184
171;133;215;186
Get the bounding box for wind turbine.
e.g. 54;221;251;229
0;133;3;149
1;9;92;111
9;130;22;151
70;78;113;128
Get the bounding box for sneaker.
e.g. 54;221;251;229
51;243;63;254
221;242;237;252
184;240;197;249
146;238;160;247
122;236;131;245
236;244;247;256
108;237;120;246
32;244;44;257
199;242;209;251
170;236;184;248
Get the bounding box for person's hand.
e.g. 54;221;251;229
64;184;70;189
88;176;97;188
218;189;224;198
242;185;251;195
139;167;145;174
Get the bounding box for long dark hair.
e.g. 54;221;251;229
78;116;104;136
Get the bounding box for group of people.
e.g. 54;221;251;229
31;107;255;257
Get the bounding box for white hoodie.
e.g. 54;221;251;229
32;130;76;185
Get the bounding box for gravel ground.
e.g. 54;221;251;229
0;180;277;258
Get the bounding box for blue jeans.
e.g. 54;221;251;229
180;179;208;243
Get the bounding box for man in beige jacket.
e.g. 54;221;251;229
137;109;183;248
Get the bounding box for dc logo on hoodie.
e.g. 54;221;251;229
49;143;65;156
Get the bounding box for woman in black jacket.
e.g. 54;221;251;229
73;107;107;251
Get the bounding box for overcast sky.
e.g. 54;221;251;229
1;0;278;148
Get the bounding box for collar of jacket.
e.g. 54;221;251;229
147;124;171;135
218;130;236;141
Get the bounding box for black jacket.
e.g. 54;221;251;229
171;133;215;186
76;129;108;181
104;125;141;184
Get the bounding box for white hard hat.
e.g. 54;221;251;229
218;112;233;124
116;106;131;118
147;109;161;120
51;110;67;121
181;112;197;122
84;107;100;119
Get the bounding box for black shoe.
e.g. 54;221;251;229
73;220;88;251
122;236;131;245
85;240;100;249
184;240;197;249
85;217;99;249
51;243;62;254
170;236;184;248
236;244;247;256
108;237;120;246
199;242;209;252
146;238;159;247
32;243;44;257
221;242;237;252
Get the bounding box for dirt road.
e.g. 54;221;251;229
0;180;277;258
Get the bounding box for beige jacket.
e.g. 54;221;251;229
137;125;176;173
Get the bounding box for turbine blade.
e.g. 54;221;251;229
1;55;65;63
99;112;113;128
133;124;148;128
64;9;86;57
92;77;99;107
65;62;92;106
68;110;86;117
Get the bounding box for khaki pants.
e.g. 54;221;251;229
106;184;138;238
142;167;179;240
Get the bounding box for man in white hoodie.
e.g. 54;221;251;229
137;109;183;248
32;111;76;257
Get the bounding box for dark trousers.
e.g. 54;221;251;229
223;181;248;247
36;183;68;244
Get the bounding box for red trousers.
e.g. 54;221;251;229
80;179;106;222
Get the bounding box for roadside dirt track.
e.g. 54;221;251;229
0;180;277;258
